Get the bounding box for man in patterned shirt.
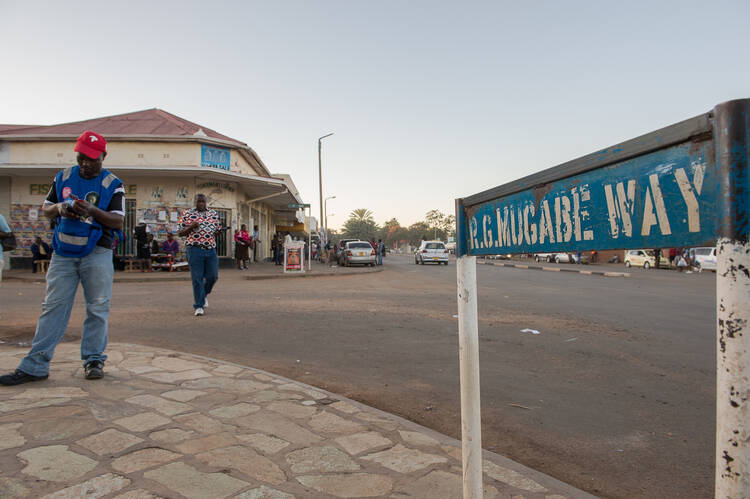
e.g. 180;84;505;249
178;194;223;316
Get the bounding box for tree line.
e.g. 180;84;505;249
332;209;455;247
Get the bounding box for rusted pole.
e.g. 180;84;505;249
714;99;750;498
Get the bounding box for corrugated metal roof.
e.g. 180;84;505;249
0;108;247;146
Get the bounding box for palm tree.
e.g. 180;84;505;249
342;209;379;240
351;208;375;224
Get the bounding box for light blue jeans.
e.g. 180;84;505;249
18;246;113;376
186;246;218;309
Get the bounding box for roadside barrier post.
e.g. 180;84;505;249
714;99;750;498
455;199;484;499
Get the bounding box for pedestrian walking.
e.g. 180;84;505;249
234;224;251;269
654;248;661;269
1;131;124;385
178;194;224;316
377;239;384;265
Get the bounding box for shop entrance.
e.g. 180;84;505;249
214;208;230;257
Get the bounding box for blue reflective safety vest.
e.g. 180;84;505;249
52;165;122;258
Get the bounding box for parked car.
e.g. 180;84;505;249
415;241;449;265
336;239;358;264
688;247;717;271
534;253;584;264
341;241;376;267
624;249;657;269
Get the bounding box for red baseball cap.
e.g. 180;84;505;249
74;131;107;159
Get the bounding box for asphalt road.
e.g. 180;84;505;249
0;255;716;498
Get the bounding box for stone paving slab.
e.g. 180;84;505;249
0;342;597;498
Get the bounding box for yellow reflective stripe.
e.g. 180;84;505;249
58;233;88;246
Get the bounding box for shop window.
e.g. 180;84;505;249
117;199;137;256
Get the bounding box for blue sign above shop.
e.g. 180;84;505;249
201;144;231;171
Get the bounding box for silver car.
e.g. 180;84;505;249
342;241;376;267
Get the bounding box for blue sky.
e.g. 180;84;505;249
1;1;748;230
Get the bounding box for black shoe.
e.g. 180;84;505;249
0;369;49;386
84;361;104;380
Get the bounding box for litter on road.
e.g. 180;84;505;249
521;328;541;335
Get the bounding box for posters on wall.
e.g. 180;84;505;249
9;204;54;256
137;207;181;237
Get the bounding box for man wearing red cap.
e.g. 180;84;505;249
0;131;125;385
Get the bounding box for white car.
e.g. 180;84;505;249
689;247;717;271
415;241;449;265
534;253;581;264
624;249;657;269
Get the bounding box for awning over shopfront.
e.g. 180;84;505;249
0;164;303;223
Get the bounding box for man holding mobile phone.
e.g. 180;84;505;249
1;131;124;385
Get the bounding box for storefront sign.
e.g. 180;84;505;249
201;144;231;171
196;182;235;192
29;184;51;195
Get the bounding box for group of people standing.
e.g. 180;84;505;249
134;225;180;271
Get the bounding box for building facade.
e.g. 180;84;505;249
0;109;304;265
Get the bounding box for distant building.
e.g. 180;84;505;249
0;108;304;265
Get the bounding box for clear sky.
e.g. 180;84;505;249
1;1;748;230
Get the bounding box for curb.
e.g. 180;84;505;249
244;266;383;280
2;267;384;284
480;259;630;278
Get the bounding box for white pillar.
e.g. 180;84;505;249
716;239;750;497
457;255;483;499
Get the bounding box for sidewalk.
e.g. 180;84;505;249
2;261;381;284
0;342;595;498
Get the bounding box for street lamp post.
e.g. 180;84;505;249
324;195;336;241
318;133;334;236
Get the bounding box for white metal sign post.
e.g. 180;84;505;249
455;99;749;498
456;252;483;498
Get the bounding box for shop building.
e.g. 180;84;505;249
0;109;305;266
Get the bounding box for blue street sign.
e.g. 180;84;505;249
456;100;749;256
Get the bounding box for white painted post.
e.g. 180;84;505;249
716;239;750;497
714;99;750;498
457;255;483;499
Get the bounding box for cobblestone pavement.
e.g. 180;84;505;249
0;342;594;498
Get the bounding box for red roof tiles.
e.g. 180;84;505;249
0;108;247;146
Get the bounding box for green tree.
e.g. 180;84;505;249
424;210;455;240
379;218;400;242
341;209;380;241
407;221;430;246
